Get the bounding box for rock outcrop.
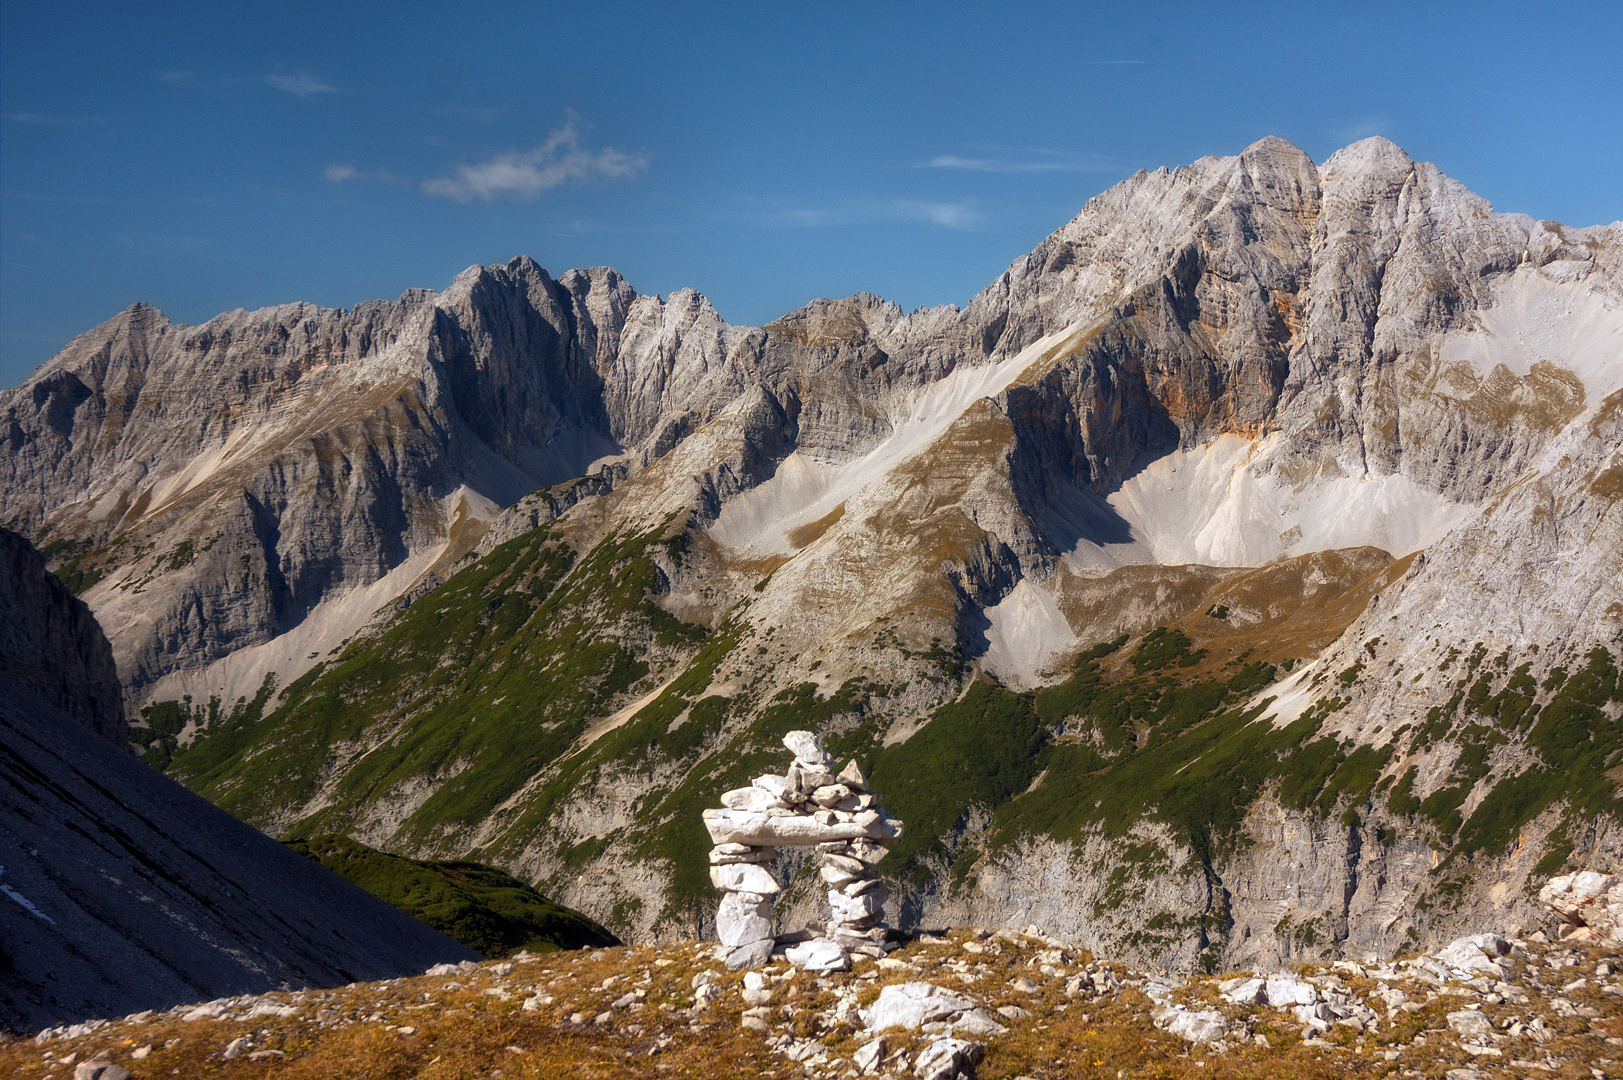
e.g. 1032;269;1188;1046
0;527;125;745
1539;871;1623;944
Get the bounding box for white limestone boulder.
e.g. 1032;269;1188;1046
722;938;774;971
1435;935;1509;974
716;891;773;947
785;938;849;973
1219;977;1266;1005
820;863;861;888
1539;871;1623;942
1158;1007;1229;1044
838;760;869;791
704;808;877;846
783;730;835;769
1263;974;1318;1007
913;1037;983;1080
859;982;980;1031
709;843;775;865
951;1007;1008;1037
830;889;886;922
721;786;787;813
709;863;781;894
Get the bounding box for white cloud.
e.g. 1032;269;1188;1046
748;198;982;230
265;72;338;97
323;164;409;186
422;120;647;202
919;152;1114;173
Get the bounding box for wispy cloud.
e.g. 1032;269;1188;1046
324;164;410;186
745;197;982;230
265;71;338;97
3;113;94;126
158;68;339;97
919;151;1115;174
422;119;647;202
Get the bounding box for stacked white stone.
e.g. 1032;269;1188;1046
702;729;903;970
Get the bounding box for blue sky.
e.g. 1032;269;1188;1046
2;1;1620;388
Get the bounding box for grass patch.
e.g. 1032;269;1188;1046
286;834;618;957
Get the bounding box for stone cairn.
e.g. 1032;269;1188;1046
702;730;903;972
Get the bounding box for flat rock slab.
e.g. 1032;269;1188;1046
784;939;849;974
860;981;981;1031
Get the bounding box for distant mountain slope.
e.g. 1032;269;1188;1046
286;834;619;957
5;136;1621;974
0;529;125;743
0;532;477;1032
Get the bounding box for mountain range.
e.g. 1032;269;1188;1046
3;135;1619;976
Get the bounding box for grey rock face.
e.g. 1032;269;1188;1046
0;527;124;744
10;134;1610;717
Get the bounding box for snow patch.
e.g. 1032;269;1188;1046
710;321;1096;556
979;579;1079;690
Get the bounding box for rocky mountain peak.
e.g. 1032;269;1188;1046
3;137;1619;976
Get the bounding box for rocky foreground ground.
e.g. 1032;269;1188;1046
5;927;1619;1080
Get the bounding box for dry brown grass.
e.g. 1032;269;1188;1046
5;934;1618;1080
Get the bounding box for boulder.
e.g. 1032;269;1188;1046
1219;977;1267;1005
783;730;835;769
1263;974;1318;1007
839;760;870;791
848;839;889;864
788;765;839;795
1157;1007;1229;1044
785;938;849;973
1447;1010;1494;1039
709;843;775;865
709;862;781;894
852;1035;886;1074
913;1037;983;1080
73;1066;132;1080
753;775;794;800
951;1007;1009;1037
723;938;775;971
704;808;877;846
716;892;772;947
1435;936;1505;974
1538;871;1623;942
830;889;886;921
821;863;861;888
860;981;980;1031
722;786;787;813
